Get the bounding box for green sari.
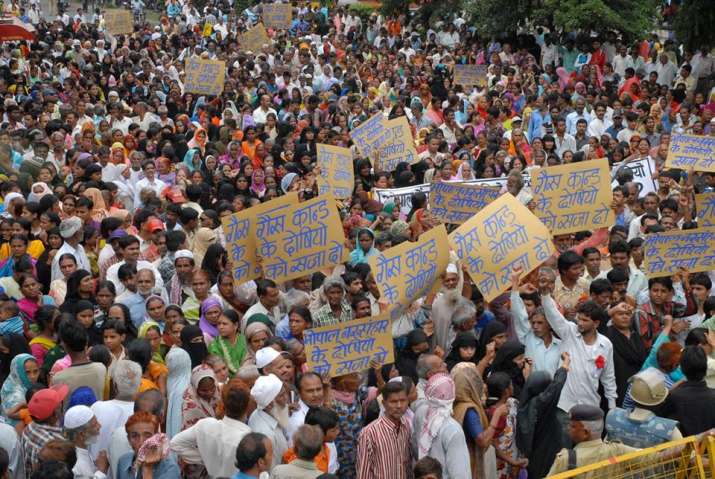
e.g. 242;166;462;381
208;334;247;377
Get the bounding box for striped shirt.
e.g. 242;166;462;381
311;301;353;328
21;421;64;475
356;414;412;479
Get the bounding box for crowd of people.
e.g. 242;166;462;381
0;0;712;478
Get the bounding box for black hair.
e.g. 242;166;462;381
381;380;408;400
582;247;600;258
59;319;88;352
414;456;443;479
681;345;707;381
576;300;608;324
30;460;73;479
180;207;199;225
118;263;137;281
102;318;127;335
89;344;112;367
690;273;712;291
224;382;250;419
127;339;152;372
607;267;629;284
589;278;613;295
99;216;123;239
305;406;339;433
235;432;269;471
117;235;140;249
165;229;187;252
704;297;715;318
685;328;708;347
557;250;584;275
608;239;631;256
256;279;277;297
486;372;512;407
648;277;673;291
35;305;59;332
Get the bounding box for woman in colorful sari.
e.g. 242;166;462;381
187;127;208;157
181;363;220;429
182;148;202;173
1;353;39;425
17;274;55;322
198;296;223;344
207;309;246;378
81;187;108;223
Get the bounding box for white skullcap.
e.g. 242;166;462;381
446;263;459;275
64;405;94;429
250;373;283;409
174;250;194;261
255;346;281;369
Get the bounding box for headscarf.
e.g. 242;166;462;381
180;325;208;368
181;364;220;429
198;297;222;340
28;182;52;203
183;148;201;173
516;370;553;458
192;227;217;266
250;170;266;196
477;320;507;361
446;332;479;371
243;321;272;365
187;127;208;155
418;373;455;458
138;320;162;339
490;340;526;396
83;188;108;222
349;228;378;266
280;172;298;194
166;347;192;438
451;361;488;427
1;353;34;420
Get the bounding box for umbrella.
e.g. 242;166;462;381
0;17;35;42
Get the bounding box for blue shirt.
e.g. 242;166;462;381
116;453;180;479
232;472;260;479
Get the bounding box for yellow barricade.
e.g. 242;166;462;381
548;436;706;479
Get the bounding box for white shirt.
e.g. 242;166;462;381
133;176;167;209
72;448;106;479
596;265;648;299
106;260;164;296
511;290;562;375
287;400;310;442
542;294;617;412
587;117;612;138
252;106;277;125
248;409;288;468
51;241;91;281
170;416;251;478
555;132;577;158
612;54;628;77
655;61;678;86
242;301;281;332
0;422;24;479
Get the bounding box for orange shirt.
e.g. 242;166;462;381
282;444;331;473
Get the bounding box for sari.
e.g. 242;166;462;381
82;188;108;222
208;334;247;378
1;353;35;425
166;347;192;438
181;364;220;429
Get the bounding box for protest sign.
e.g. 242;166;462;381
374;116;419;171
453;64;487;88
373;184;431;217
533;159;614;235
349;112;391;159
104;10;133;35
316;144;354;199
222;193;298;286
368;225;450;320
449;194;555;302
255;195;347;283
262;3;292;29
666;134;715;172
184;58;226;96
429;181;501;224
304;313;394;378
696;192;715;227
611;158;658;197
239;23;270;52
643;227;715;278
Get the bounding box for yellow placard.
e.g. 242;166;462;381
696;192;715;228
222;193;298;286
449;194;555;302
262;3;292;29
429;182;501;224
202;22;213;37
184;58;226;97
349;112;391;159
643;227;715;277
453;64;487;88
368;224;450;320
316;144;354;199
254;194;346;283
374;116;419;171
666;134;715;172
239;23;270;53
532;158;615;235
304;313;394;378
104;9;133;35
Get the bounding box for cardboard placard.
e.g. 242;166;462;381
643;228;715;278
696;192;715;228
262;3;292;29
104;9;133;35
239;23;270;52
666;134;715;172
184;58;226;96
429;182;501;224
453;64;487;88
316;144;354;199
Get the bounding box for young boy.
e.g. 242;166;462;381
102;319;127;371
0;299;24;336
283;406;340;474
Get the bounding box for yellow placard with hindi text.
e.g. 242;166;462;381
375;116;419;172
316;144;354;199
104;10;133;35
239;23;270;53
449;193;555;302
368;224;450;320
254;194;347;283
349;112;391;160
222;192;298;286
696;192;715;228
643;227;715;278
262;3;292;29
532;158;614;235
429;182;501;224
453;64;487;88
304;313;394;378
666;134;715;172
184;58;226;96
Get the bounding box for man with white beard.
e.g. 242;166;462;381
432;263;470;353
249;374;290;468
64;405;109;479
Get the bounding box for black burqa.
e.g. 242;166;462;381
606;325;648;406
516;368;568;479
445;332;478;371
181;325;209;368
489;341;526;397
395;329;429;383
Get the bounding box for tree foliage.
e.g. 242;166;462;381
464;0;659;40
672;0;715;51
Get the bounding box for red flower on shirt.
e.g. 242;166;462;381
595;355;606;369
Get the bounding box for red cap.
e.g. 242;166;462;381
163;186;187;204
146;218;165;233
28;384;69;421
